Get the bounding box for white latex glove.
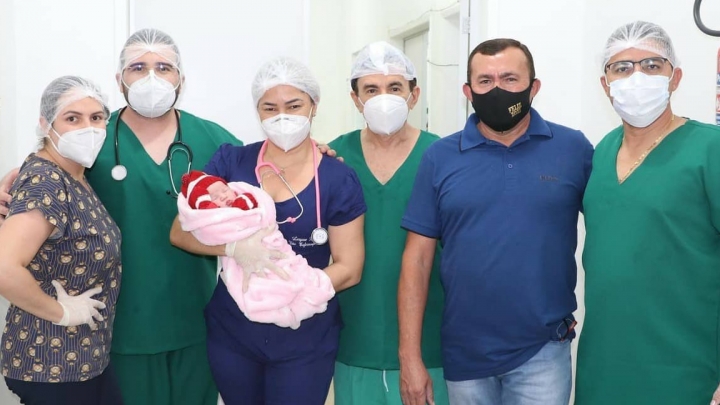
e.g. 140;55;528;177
225;225;289;293
51;280;106;330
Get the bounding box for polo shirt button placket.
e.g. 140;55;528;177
504;149;515;170
504;149;518;189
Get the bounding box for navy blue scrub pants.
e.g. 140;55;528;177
205;279;339;405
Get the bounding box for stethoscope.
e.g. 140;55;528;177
694;0;720;37
254;139;328;245
110;107;193;197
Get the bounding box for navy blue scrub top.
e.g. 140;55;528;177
203;141;366;354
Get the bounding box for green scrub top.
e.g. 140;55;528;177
330;130;444;370
576;120;720;405
86;109;242;354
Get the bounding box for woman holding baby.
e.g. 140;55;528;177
170;57;366;405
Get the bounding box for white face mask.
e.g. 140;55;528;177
48;127;106;168
609;71;671;128
261;109;313;152
126;71;179;118
360;94;411;136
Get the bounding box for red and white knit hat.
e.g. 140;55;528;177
231;192;259;210
181;170;227;209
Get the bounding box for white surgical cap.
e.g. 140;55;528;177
602;21;679;71
38;76;109;137
350;41;416;81
251;57;321;106
118;28;182;73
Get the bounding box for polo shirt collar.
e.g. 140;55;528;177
460;108;553;151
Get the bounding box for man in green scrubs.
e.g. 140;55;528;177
87;29;241;405
576;21;720;405
330;41;447;405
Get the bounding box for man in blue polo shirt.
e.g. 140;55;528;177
397;38;593;405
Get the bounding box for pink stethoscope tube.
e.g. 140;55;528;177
254;139;322;233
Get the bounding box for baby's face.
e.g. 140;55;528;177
207;181;238;207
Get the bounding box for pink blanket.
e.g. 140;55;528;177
177;182;335;329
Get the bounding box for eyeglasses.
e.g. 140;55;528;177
605;57;671;79
123;62;179;78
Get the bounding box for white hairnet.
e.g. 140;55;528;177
118;28;182;73
37;76;109;137
350;41;416;81
602;21;679;71
251;57;320;106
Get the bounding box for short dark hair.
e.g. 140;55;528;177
466;38;535;84
351;77;417;94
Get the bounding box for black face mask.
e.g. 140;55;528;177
469;80;534;132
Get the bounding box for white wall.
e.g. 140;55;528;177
132;0;308;144
306;0;348;144
0;0;309;168
0;0;122;170
0;0;18;179
425;6;466;136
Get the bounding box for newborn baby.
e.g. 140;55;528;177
178;170;335;329
182;171;258;210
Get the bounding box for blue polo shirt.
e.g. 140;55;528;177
402;109;593;381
